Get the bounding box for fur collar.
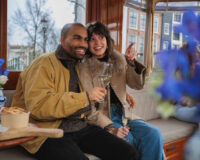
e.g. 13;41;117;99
81;50;126;75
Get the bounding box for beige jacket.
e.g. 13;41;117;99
79;50;146;128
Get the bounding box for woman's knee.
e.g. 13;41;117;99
148;126;163;144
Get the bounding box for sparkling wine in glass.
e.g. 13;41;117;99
95;62;113;103
99;75;112;88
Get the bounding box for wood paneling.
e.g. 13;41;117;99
86;0;125;52
164;137;189;160
0;0;7;65
0;136;35;149
3;72;21;90
86;0;101;23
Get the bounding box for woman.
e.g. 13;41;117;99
79;22;163;160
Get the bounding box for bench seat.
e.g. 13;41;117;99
0;88;198;160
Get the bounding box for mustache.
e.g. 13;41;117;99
75;47;87;51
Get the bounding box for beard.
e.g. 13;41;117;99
67;46;87;60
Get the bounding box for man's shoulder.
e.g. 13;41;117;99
22;52;57;74
29;52;57;66
34;52;56;62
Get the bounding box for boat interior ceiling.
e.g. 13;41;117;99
125;0;200;12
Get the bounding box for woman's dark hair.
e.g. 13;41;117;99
87;22;114;57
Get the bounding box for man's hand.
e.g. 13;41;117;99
108;126;129;139
88;87;107;102
126;92;135;109
125;42;138;61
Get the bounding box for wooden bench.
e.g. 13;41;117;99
0;88;198;160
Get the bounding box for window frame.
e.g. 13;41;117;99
2;0;125;89
1;0;21;90
173;12;182;23
173;32;180;41
153;16;159;33
163;41;169;50
139;36;144;53
128;34;137;49
140;14;146;31
153;38;158;52
164;23;169;35
129;11;138;29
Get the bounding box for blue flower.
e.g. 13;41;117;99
0;59;9;88
154;9;200;118
0;59;9;76
0;59;4;67
155;77;182;102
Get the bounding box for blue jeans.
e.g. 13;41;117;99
174;104;199;123
110;106;164;160
184;129;200;160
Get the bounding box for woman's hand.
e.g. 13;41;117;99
126;92;135;109
125;42;138;61
108;126;129;139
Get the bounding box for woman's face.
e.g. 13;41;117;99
89;33;107;58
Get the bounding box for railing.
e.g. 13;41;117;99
7;56;36;71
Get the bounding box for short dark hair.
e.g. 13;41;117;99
61;23;85;38
87;22;114;57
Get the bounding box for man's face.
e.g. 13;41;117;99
61;25;88;60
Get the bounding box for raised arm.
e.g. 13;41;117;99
125;42;146;90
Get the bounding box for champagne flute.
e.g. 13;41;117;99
93;62;113;103
122;106;129;127
122;107;130;143
122;113;129;127
97;75;111;103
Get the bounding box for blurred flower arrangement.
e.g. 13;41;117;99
151;9;200;121
151;9;200;159
0;59;9;89
0;58;9;110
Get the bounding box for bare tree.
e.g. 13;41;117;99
12;0;59;59
7;20;13;45
67;0;86;23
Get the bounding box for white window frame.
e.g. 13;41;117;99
173;32;180;41
153;38;158;52
129;12;138;29
164;23;169;35
171;29;183;47
163;41;169;50
173;12;182;23
153;16;159;33
140;14;146;31
139;36;144;53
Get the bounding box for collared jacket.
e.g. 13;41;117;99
79;50;146;128
11;52;90;154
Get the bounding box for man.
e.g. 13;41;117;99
11;23;140;160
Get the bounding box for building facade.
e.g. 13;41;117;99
126;7;162;63
7;45;33;71
161;12;184;50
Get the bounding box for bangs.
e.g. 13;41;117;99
87;21;114;57
93;31;105;38
87;22;108;40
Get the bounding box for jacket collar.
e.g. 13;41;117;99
81;50;126;74
55;44;78;63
